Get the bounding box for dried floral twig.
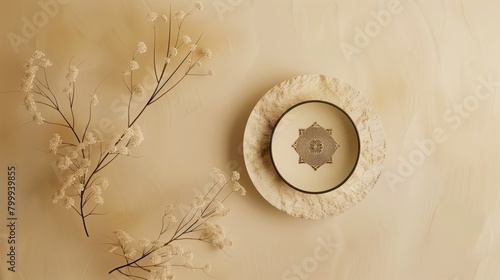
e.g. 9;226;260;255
19;1;213;237
108;168;246;280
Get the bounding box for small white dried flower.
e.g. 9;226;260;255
214;200;230;216
49;133;62;154
194;1;203;11
152;240;164;249
151;250;162;264
165;204;174;213
32;50;45;59
191;194;206;209
26;65;39;74
149;270;162;280
66;66;79;82
123;127;135;139
84;132;96;145
57;156;72;171
81;158;91;168
69;150;79;159
125;248;137;258
212;167;227;182
175;10;186;19
129;124;144;147
172;244;184;255
76;142;86;151
188;44;197;52
168;47;178;58
20;77;35;92
231;171;240;181
146;12;158;22
24;94;37;113
74;168;88;177
129;60;139;70
75;184;84;193
94;195;104;205
233;181;246;195
136;41;147;54
38;58;52;68
63;86;72;97
91;185;102;196
139;238;151;248
52;189;65;204
51;195;60;204
65;175;76;185
166;215;177;223
212;167;222;174
108;245;119;253
180;35;191;44
202;48;212;58
91;129;104;142
164;263;172;276
116;146;130;155
64;196;75;209
101;178;109;190
105;143;117;154
149;270;158;280
90;94;99;107
92;193;103;204
132;84;144;95
114;230;134;244
202;222;227;249
217;172;227;183
24;58;35;67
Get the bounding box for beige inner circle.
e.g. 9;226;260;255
271;102;359;192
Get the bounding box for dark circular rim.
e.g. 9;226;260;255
269;100;361;194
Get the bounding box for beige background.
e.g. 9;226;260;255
1;0;500;279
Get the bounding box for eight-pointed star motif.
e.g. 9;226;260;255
292;122;340;170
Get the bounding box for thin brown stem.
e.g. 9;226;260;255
80;189;90;237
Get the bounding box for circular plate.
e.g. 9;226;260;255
243;74;386;219
270;100;360;194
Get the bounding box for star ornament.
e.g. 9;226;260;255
292;122;340;171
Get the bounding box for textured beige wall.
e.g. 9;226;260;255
1;0;500;279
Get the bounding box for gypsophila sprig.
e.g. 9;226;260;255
17;47;138;237
107;168;245;279
18;1;214;238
